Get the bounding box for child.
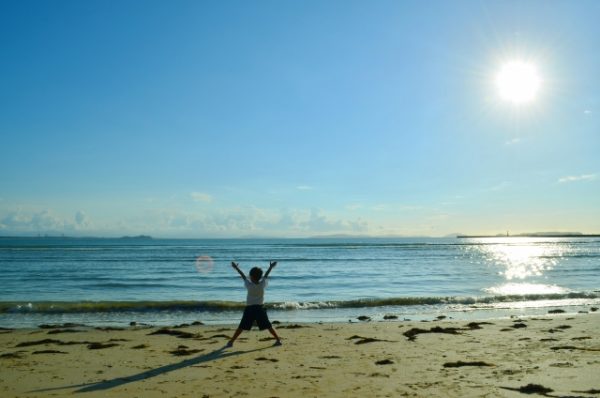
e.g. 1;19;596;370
226;261;282;347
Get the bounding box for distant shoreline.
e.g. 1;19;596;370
1;234;600;240
457;234;600;238
0;235;153;240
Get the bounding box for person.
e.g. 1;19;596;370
226;261;282;347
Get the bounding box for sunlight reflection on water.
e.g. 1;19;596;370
484;282;568;295
470;238;569;295
483;240;563;279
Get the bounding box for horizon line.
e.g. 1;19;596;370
1;232;599;240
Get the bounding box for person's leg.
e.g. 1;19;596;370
256;306;280;344
228;306;253;347
227;328;243;347
268;326;281;345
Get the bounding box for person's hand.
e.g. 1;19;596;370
231;262;239;268
269;261;277;268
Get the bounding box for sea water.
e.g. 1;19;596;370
1;237;599;328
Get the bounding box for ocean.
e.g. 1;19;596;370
1;236;599;328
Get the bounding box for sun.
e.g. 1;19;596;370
495;60;541;104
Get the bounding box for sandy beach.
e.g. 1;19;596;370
1;311;599;398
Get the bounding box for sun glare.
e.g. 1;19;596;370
495;60;541;104
473;238;570;296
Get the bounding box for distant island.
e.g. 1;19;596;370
0;235;153;240
118;235;153;240
457;232;600;238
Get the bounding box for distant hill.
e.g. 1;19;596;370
457;232;600;238
0;235;153;240
118;235;153;240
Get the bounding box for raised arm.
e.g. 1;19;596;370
264;261;277;279
231;262;247;281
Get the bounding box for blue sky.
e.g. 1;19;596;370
1;0;599;237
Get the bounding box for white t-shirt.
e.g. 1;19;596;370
244;278;268;305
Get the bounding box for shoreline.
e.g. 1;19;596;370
1;312;599;397
2;297;599;330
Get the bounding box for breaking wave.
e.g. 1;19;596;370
2;291;598;314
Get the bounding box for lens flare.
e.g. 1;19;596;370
195;256;214;273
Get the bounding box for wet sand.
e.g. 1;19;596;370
1;311;599;397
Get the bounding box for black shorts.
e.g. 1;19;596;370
238;305;272;331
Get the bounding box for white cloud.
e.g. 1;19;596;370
152;207;369;237
584;109;592;115
296;185;313;191
558;174;597;183
370;204;423;212
1;210;65;233
1;205;365;238
505;137;521;145
345;204;363;211
190;192;213;203
399;205;424;211
371;204;387;211
487;181;511;191
74;211;91;228
0;209;98;235
299;208;368;234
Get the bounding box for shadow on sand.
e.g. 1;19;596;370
30;345;269;394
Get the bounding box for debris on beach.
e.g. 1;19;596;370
169;347;204;356
443;361;494;368
403;326;462;341
465;322;494;330
47;329;84;334
32;350;68;354
255;357;278;362
279;324;308;329
16;339;64;347
347;335;391;344
550;345;600;352
0;352;24;359
95;327;125;331
572;389;600;394
87;342;119;350
38;323;85;329
502;383;554;395
355;337;385;345
148;328;198;338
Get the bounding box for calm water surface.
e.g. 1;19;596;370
1;237;599;327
